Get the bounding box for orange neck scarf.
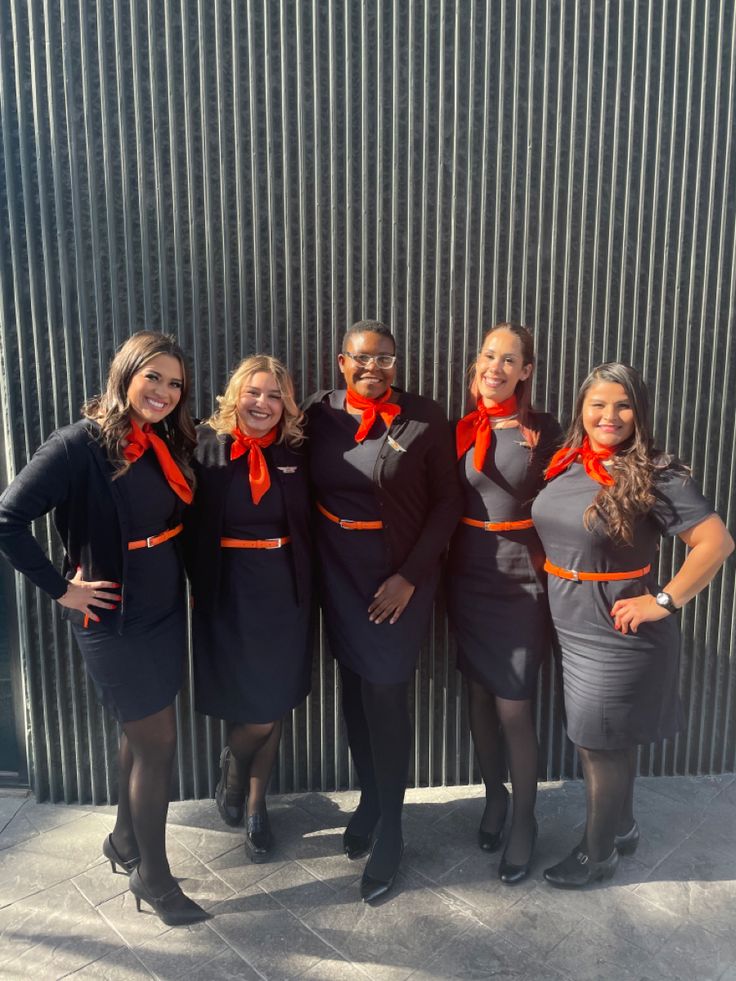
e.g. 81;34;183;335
345;387;401;442
230;426;278;505
455;395;518;471
544;436;615;486
123;420;193;504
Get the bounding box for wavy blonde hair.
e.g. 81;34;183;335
207;355;305;446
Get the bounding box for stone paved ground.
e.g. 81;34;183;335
1;775;735;980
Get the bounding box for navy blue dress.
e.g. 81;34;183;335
531;463;713;748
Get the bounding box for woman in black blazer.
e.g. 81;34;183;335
305;321;463;902
186;355;313;861
0;331;209;926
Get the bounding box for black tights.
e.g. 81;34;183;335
468;679;538;863
111;704;178;894
577;745;637;862
227;719;283;817
339;663;411;879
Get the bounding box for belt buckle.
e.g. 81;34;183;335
339;519;355;530
570;569;580;582
483;521;493;531
146;535;156;548
264;538;282;549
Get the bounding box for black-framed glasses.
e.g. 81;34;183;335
343;351;397;369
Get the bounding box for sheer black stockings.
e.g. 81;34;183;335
577;745;637;862
227;719;283;817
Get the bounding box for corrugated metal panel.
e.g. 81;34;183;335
0;0;734;802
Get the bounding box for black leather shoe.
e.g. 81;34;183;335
498;819;537;885
343;829;372;860
215;746;245;827
360;841;404;903
544;847;619;889
129;868;212;926
102;834;140;875
478;785;509;852
245;809;273;863
614;821;640;855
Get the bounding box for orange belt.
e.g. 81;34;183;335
128;524;183;551
317;501;383;531
220;536;291;549
461;516;535;532
544;559;651;582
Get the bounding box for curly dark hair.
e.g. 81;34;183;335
565;362;683;545
82;331;196;486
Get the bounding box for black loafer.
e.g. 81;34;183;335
544;847;619;889
343;829;372;860
215;747;245;827
245;810;273;863
498;819;537;885
614;821;640;855
478;785;509;852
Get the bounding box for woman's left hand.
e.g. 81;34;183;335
369;574;416;624
610;594;671;634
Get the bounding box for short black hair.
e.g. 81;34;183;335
341;319;396;353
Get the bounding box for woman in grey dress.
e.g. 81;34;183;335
532;363;733;888
448;324;561;884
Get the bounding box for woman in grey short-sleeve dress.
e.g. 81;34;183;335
532;363;733;888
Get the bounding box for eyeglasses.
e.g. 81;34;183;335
343;351;397;369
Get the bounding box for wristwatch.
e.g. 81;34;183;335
655;591;679;614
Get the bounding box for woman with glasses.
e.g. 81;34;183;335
448;323;561;884
305;320;462;902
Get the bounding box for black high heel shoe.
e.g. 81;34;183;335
498;819;537;885
360;840;404;903
215;746;245;827
478;785;509;852
129;868;212;926
543;847;619;889
102;834;140;875
614;821;640;855
245;808;273;863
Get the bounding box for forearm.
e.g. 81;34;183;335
664;535;734;608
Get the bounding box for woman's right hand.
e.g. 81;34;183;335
55;568;121;622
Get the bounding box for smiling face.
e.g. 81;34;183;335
126;354;183;427
338;331;396;399
582;381;636;453
236;371;284;437
475;327;533;406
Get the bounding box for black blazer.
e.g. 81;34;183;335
184;424;313;611
304;389;463;585
0;419;187;629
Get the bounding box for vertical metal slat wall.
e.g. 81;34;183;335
0;0;734;802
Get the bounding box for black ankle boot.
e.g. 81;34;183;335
614;821;640;855
544;847;619;889
245;807;273;863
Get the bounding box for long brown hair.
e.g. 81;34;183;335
207;354;305;447
565;362;680;545
83;331;196;485
469;323;540;447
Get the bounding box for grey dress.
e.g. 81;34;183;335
447;414;561;699
531;462;713;749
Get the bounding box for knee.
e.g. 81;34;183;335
495;697;533;736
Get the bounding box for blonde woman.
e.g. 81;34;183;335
185;355;313;861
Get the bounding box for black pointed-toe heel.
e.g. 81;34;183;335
129;868;212;926
215;746;246;827
478;785;509;852
102;834;140;875
498;819;537;885
360;841;404;903
245;809;273;863
343;828;373;860
614;821;640;855
543;847;619;889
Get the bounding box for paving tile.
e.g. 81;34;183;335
176;945;263;980
208;886;340;980
0;840;91;908
207;842;288;893
638;773;735;809
544;916;666;981
14;812;113;872
644;920;736;981
167;823;247;865
133;919;233;980
64;945;154;978
0;810;42;851
21;801;102;835
408;920;570;981
300;953;374;979
257;858;343;916
0;879;125;980
73;860;132;908
0;794;30;829
489;884;587;957
302;867;477;981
